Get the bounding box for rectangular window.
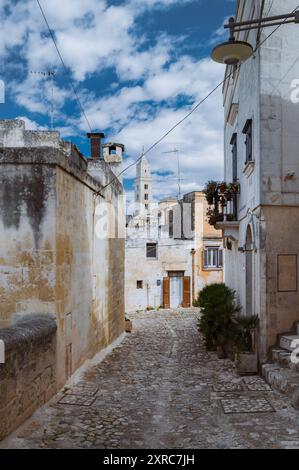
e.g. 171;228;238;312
144;193;148;200
145;204;148;210
230;133;238;182
168;210;174;238
146;243;157;259
243;119;253;164
203;247;223;269
144;184;148;190
137;280;143;289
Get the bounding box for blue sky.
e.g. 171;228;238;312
0;0;234;201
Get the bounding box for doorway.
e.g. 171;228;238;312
168;271;184;308
163;273;191;308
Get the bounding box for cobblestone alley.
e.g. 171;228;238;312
1;310;299;449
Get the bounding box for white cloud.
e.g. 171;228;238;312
2;0;225;201
79;53;225;199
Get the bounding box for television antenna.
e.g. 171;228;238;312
162;148;182;199
30;70;56;129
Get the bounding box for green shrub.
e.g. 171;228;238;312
198;283;241;356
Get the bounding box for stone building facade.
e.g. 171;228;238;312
219;0;299;362
0;120;125;438
125;157;223;312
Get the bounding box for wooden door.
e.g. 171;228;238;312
182;276;191;308
163;277;170;308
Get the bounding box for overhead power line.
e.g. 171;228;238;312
96;3;299;196
36;0;92;132
36;0;299;195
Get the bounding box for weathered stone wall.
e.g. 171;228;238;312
54;163;125;384
0;150;125;386
107;237;125;340
0;153;57;329
0;315;57;440
0;120;125;433
261;206;299;358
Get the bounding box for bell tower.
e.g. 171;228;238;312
135;155;152;213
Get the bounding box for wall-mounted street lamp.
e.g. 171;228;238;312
211;11;299;65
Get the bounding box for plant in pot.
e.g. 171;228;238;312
204;180;218;205
234;315;259;375
125;316;133;333
197;283;241;358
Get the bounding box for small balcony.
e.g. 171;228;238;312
204;181;240;229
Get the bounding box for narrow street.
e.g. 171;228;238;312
1;310;299;450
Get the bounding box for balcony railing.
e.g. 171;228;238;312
204;181;240;227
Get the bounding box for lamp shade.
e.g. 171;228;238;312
211;40;253;65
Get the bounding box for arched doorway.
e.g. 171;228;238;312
245;225;253;317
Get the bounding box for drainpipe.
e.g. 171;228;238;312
190;248;196;305
146;282;150;309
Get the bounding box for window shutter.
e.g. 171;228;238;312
204;249;208;268
163;277;170;309
146;243;157;258
182;276;191;308
219;249;223;268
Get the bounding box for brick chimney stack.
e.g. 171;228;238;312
87;132;105;159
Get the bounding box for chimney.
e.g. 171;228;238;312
87;132;105;159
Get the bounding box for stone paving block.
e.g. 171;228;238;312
220;398;275;414
246;383;272;392
57;394;97;407
242;376;266;385
213;382;244;392
63;383;99;397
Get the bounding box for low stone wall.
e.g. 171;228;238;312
0;315;57;440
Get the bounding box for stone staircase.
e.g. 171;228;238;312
262;321;299;409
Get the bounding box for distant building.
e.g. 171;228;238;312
125;156;223;312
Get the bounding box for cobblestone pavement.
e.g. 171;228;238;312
1;309;299;449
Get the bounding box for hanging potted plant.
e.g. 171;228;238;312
204;181;218;205
228;182;241;194
235;315;259;375
218;181;228;194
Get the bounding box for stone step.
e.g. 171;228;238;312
271;347;288;363
262;364;299;409
271;347;299;371
279;335;299;351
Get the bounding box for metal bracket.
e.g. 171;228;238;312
225;11;299;34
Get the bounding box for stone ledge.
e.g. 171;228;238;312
0;147;123;196
0;314;57;353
